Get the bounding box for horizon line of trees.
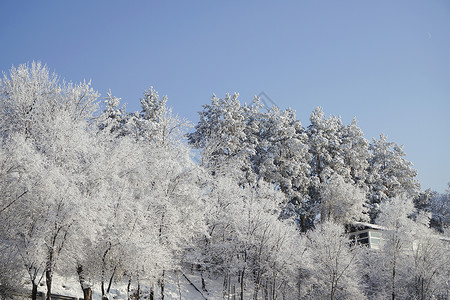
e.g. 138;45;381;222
0;62;448;300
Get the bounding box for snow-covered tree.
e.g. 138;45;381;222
239;182;301;300
127;87;191;145
366;134;420;221
305;107;347;230
340;117;370;186
0;62;100;300
320;174;368;224
254;106;311;221
190;95;314;229
300;221;367;300
0;133;87;300
307;107;346;185
409;213;449;299
0;62;98;142
71;129;205;300
193;174;302;300
428;185;450;233
98;90;128;136
188;93;257;183
368;196;416;300
365;196;449;299
99;87;191;149
0;134;45;300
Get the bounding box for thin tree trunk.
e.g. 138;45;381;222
240;269;245;300
177;272;182;300
101;281;106;300
392;262;396;300
330;280;335;300
136;279;141;300
101;277;107;300
127;276;131;300
107;266;116;294
201;271;208;293
272;278;276;300
223;273;228;300
149;285;154;300
101;243;112;300
421;278;424;300
228;276;231;300
32;281;38;300
264;279;268;300
253;271;261;300
160;270;165;300
46;268;52;300
253;283;259;300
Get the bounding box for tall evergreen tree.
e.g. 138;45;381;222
305;107;347;230
188;93;256;183
340;117;371;186
367;134;420;220
253;106;311;219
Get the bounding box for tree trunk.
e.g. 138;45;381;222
101;273;106;299
127;277;131;300
177;273;182;300
107;266;116;294
223;273;228;300
46;268;52;300
239;269;245;300
421;277;424;300
32;281;38;300
101;266;116;299
253;271;261;300
391;263;396;300
101;281;106;300
264;280;268;300
201;271;207;293
101;243;112;300
272;278;276;300
83;288;92;300
136;280;141;300
77;264;92;300
253;280;259;300
149;286;154;300
160;270;165;300
330;281;335;300
100;268;116;300
253;284;259;300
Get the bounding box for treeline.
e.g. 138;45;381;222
0;63;448;300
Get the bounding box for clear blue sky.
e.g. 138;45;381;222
1;1;449;192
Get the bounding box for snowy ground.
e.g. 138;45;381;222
26;270;247;300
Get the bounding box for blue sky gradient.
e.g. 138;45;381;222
1;1;449;192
